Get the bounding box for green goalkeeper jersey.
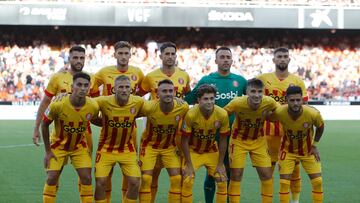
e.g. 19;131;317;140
185;72;247;125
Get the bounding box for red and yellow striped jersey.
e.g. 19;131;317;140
271;105;324;155
90;65;144;96
257;72;308;137
140;100;189;149
182;105;230;154
43;95;99;151
95;95;144;153
45;71;95;98
224;96;279;141
139;67;190;100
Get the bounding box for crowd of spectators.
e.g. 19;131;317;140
0;26;359;104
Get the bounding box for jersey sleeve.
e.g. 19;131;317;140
298;79;308;102
90;70;103;97
136;69;145;91
182;112;192;136
313;110;324;128
43;102;58;124
139;75;151;95
44;74;58;98
138;101;151;117
219;112;230;137
268;106;281;122
184;72;191;94
184;76;206;104
223;98;238;114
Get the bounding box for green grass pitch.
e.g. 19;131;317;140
0;120;359;202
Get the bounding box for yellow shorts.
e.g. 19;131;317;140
229;137;271;168
47;146;92;171
140;146;180;171
265;122;284;163
278;151;322;175
95;151;141;178
183;150;219;176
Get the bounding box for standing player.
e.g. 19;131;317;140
181;84;229;203
41;72;99;203
33;46;92;147
90;41;144;202
258;47;308;203
185;46;247;203
224;79;279;203
93;75;143;203
138;42;191;202
138;79;189;203
270;86;324;203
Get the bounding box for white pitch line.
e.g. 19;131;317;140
0;143;43;149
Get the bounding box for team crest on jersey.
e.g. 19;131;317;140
303;122;309;128
131;75;137;81
175;115;181;122
178;78;184;85
130;107;136;114
86;113;93;121
214;120;221;129
233;80;238;87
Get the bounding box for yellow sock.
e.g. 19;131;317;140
122;176;128;201
261;179;273;203
95;200;107;203
123;196;137;203
78;177;81;194
181;176;194;203
168;175;181;203
290;163;301;202
229;180;241;203
216;181;227;203
140;174;152;203
43;184;57;203
80;184;93;203
105;179;112;203
311;177;323;203
279;179;290;203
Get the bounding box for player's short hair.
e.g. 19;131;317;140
160;42;177;53
247;78;264;89
115;75;130;83
69;45;85;54
274;47;289;55
114;41;132;51
73;72;90;83
286;86;303;97
215;46;232;55
197;84;217;99
158;79;174;87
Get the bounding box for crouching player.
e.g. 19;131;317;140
41;72;99;203
181;84;229;203
270;86;325;203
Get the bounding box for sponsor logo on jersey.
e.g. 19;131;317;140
131;74;137;81
286;130;307;140
215;91;238;100
63;125;86;133
239;120;263;128
268;93;286;104
108;120;133;128
193;131;216;140
152;126;177;134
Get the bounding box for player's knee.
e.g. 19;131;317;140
169;175;182;191
96;178;107;189
128;178;141;191
259;169;272;181
311;177;323;191
141;174;153;190
230;169;243;181
46;173;60;185
80;174;92;185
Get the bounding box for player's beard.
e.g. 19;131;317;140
70;63;84;72
276;64;288;72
